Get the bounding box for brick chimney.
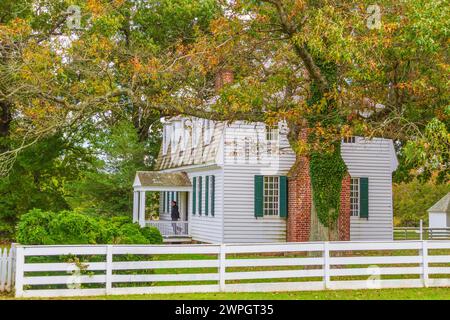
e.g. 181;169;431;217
287;128;351;242
215;69;234;91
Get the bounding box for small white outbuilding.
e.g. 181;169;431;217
428;192;450;228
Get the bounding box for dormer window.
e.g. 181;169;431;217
266;125;279;156
171;121;182;154
343;136;356;143
181;119;190;152
192;118;201;148
204;120;214;145
162;125;170;155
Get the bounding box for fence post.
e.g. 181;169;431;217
421;241;429;287
419;220;423;240
106;245;113;295
6;244;15;291
323;242;330;289
0;248;6;291
14;246;24;297
219;244;226;292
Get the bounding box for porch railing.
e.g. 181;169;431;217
146;220;189;237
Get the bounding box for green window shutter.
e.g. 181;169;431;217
211;175;215;216
192;177;196;215
360;177;369;219
279;176;288;218
198;176;202;215
205;176;209;216
162;192;165;213
254;175;264;218
166;192;169;212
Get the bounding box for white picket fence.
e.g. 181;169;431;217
14;240;450;298
0;245;16;292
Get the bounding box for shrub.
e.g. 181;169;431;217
16;209;163;245
16;209;55;245
141;226;163;244
48;211;100;244
115;223;150;244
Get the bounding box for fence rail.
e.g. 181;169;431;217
394;227;450;240
146;220;189;237
0;245;15;292
13;240;450;298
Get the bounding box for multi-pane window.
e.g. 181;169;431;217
266;126;279;156
343;136;356;143
263;176;279;216
350;178;360;217
244;137;250;163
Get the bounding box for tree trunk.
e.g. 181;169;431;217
0;100;11;152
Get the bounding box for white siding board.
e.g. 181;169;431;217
342;137;396;241
187;168;224;243
222;122;295;243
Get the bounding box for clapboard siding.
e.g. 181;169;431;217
156;117;397;243
187;168;224;243
222;122;296;243
341;137;396;241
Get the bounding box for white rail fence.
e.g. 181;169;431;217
0;245;16;292
146;221;189;237
394;227;450;240
14;240;450;298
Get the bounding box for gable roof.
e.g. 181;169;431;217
428;193;450;214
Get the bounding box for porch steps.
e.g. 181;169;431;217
163;236;192;244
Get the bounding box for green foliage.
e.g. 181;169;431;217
309;143;347;227
393;180;450;227
64;120;159;217
0;135;87;240
140;226;164;245
115;223;150;244
16;209;163;245
47;211;100;245
15;209;55;245
402;118;449;183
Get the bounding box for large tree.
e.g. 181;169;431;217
164;0;448;239
1;1;448;240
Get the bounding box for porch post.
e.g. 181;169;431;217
132;191;139;223
138;191;146;227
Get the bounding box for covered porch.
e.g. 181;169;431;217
132;171;192;242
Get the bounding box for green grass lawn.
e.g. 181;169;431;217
1;287;449;300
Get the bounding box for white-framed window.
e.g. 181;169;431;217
233;137;238;163
263;176;279;216
350;178;359;217
266;125;279;156
244;137;250;163
343;136;356;143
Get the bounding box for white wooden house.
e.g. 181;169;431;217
132;116;398;243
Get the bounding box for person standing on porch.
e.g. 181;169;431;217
171;200;180;234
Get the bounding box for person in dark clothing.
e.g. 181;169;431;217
171;200;180;234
